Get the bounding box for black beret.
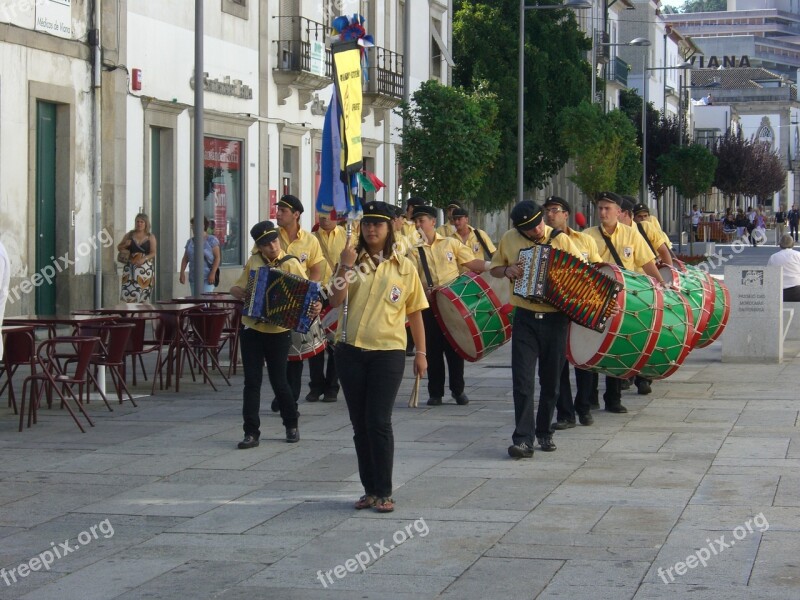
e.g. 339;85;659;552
447;200;463;209
250;220;279;245
595;191;623;206
393;205;405;218
406;197;426;209
451;207;469;218
412;205;438;219
277;194;304;213
620;196;636;214
543;195;571;213
510;200;543;230
633;202;650;216
362;201;395;223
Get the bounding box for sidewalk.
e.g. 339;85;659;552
1;326;799;599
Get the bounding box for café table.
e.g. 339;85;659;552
4;314;117;338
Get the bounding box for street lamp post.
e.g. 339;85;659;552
518;0;591;203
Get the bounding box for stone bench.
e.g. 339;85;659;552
785;302;800;341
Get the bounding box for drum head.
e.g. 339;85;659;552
288;319;326;361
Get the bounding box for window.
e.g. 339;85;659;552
221;0;248;19
204;137;243;265
695;129;718;149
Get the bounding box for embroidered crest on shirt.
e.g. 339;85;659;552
623;246;633;259
472;244;480;253
300;252;308;263
446;251;454;262
390;285;402;303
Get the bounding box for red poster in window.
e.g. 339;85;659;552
269;190;277;219
204;138;241;170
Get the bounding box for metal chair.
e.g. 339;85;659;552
0;327;37;414
84;323;137;410
19;336;100;432
180;309;231;390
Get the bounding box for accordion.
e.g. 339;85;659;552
242;267;322;334
513;245;622;332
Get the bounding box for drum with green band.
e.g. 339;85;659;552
431;272;513;362
695;275;730;348
659;263;714;347
567;264;662;378
637;286;694;379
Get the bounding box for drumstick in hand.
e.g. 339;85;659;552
409;374;420;408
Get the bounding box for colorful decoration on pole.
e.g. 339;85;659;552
330;14;375;82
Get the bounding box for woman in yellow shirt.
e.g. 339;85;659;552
329;201;428;513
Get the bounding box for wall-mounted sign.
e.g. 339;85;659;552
309;40;326;77
190;73;253;100
688;55;751;69
35;0;72;39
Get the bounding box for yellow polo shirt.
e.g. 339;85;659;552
436;223;456;237
633;219;666;257
409;233;475;287
334;252;428;350
584;222;656;273
278;227;325;275
647;215;672;249
565;227;602;263
234;250;308;333
491;224;583;313
452;226;497;261
403;219;417;239
313;225;348;282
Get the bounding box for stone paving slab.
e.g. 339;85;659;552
1;291;800;598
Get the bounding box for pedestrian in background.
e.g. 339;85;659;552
118;213;157;302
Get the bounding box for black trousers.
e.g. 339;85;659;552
604;376;623;408
240;327;295;436
308;345;339;395
791;223;799;241
287;360;303;403
556;362;594;422
784;285;800;302
422;308;464;399
511;309;568;444
335;343;405;498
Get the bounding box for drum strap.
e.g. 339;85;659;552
417;247;435;289
599;229;625;268
635;222;658;257
473;228;494;260
548;230;562;242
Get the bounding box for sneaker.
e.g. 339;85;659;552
553;420;576;430
636;380;652;395
537;436;557;452
285;428;299;443
237;435;259;450
508;442;534;459
453;392;469;406
427;397;442;406
305;391;322;402
578;413;594;426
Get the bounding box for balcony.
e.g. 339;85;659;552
273;16;404;114
606;56;629;88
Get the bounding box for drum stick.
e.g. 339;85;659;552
409;373;420;408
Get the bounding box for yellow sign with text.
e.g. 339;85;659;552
332;45;363;173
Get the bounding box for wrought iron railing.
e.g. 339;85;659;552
366;47;404;99
606;55;629;87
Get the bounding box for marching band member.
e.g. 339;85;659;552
409;204;488;406
307;212;347;403
626;199;673;267
436;200;463;237
230;221;321;448
450;207;496;268
542;196;600;429
584;192;668;411
329;201;428;514
489;200;583;458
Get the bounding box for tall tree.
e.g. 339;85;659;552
658;144;717;201
713;129;748;207
453;0;591;205
676;0;726;14
742;142;787;204
397;80;501;209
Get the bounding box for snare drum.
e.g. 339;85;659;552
567;265;662;378
637;286;694;379
288;318;326;361
430;272;512;362
659;264;714;347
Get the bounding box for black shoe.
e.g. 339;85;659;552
270;398;279;412
636;380;652;395
578;413;594;426
605;404;628;414
508;442;534;459
285;428;299;443
427;397;442;406
589;401;600;409
237;435;259;450
553;420;576;430
453;393;469;406
322;392;338;403
620;379;632;391
537;436;557;452
305;391;322;402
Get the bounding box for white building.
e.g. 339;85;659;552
0;0;450;313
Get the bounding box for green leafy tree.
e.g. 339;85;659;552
557;101;640;200
658;144;717;201
397;80;501;209
453;0;591;207
742;142;786;203
676;0;726;13
713;129;748;207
